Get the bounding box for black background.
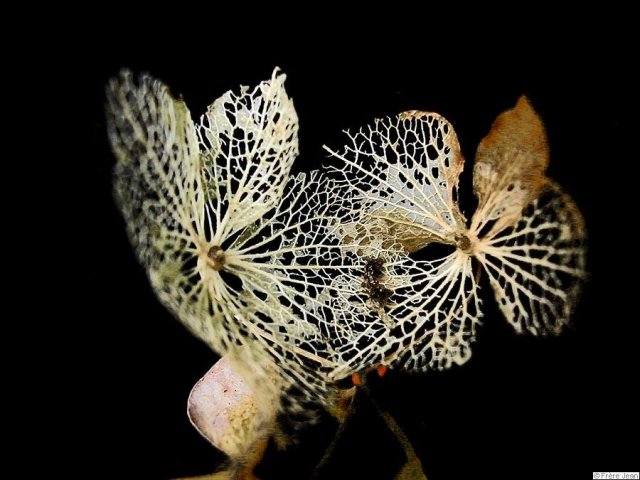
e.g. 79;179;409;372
80;20;636;480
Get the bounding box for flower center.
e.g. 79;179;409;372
207;245;225;271
456;234;475;255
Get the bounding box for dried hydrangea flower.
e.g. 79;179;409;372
325;97;586;376
106;68;378;411
107;61;586;424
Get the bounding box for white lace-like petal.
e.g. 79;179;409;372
325;111;467;253
107;70;365;410
476;183;586;334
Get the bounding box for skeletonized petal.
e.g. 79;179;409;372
325;251;482;379
107;70;245;355
198;68;299;243
224;172;369;401
107;70;204;275
476;182;586;334
390;252;482;371
325;111;467;252
471;96;549;238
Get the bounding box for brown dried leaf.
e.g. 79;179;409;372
471;96;549;238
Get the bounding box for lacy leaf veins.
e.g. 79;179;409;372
106;68;403;414
325;98;587;377
108;68;586;414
